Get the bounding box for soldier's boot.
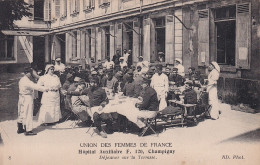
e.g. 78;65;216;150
17;123;26;134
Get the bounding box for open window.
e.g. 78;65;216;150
0;33;14;60
215;5;236;66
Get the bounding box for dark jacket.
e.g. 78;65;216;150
139;87;159;111
112;54;121;65
183;88;197;104
68;87;108;107
133;75;143;98
169;74;185;87
123;81;135;97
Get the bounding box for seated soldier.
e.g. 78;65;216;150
62;73;74;91
113;71;124;93
169;68;185;87
64;77;82;110
194;70;204;86
105;70;117;90
71;80;92;126
122;69;135;97
134;65;142;79
135;76;159;135
67;77;111;138
182;82;197;104
133;72;144;98
187;67;196;80
97;68;106;87
122;66;129;85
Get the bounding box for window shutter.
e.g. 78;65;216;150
76;0;80;12
110;24;115;59
133;18;140;63
44;0;51;21
143;18;151;62
115;23;123;54
72;32;77;58
165;15;174;64
91;28;96;60
198;9;209;66
83;0;87;9
63;0;67;16
236;3;251;69
91;0;95;8
28;0;34;20
70;0;73;14
55;0;61;18
101;28;106;60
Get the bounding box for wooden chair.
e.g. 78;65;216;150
138;112;159;137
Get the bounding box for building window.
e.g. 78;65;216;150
123;22;133;53
154;17;165;60
215;6;236;66
63;0;67;16
70;31;77;59
34;0;44;20
0;34;14;60
70;0;80;15
83;0;95;10
87;29;92;59
104;26;110;58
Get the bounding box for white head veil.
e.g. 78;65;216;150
211;61;220;72
45;64;54;74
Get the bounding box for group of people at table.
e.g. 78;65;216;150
17;53;221;138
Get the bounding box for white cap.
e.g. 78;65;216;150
175;58;182;64
56;57;61;61
74;77;81;82
44;64;54;74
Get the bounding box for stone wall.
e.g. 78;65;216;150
218;77;260;110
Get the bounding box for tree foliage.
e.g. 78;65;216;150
0;0;32;30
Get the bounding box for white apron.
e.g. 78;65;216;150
207;69;220;119
18;94;34;131
150;73;169;111
38;74;62;124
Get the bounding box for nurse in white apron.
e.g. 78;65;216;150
38;64;62;125
207;61;221;120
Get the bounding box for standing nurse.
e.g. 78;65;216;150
38;64;62;125
207;61;221;120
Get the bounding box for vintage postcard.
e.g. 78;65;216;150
0;0;259;165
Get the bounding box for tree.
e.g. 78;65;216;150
0;0;32;30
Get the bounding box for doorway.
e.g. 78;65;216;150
33;36;45;71
123;22;133;52
57;34;66;64
104;26;110;58
154;17;165;61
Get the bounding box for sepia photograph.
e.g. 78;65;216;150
0;0;259;164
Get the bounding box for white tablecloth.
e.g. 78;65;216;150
91;96;143;127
